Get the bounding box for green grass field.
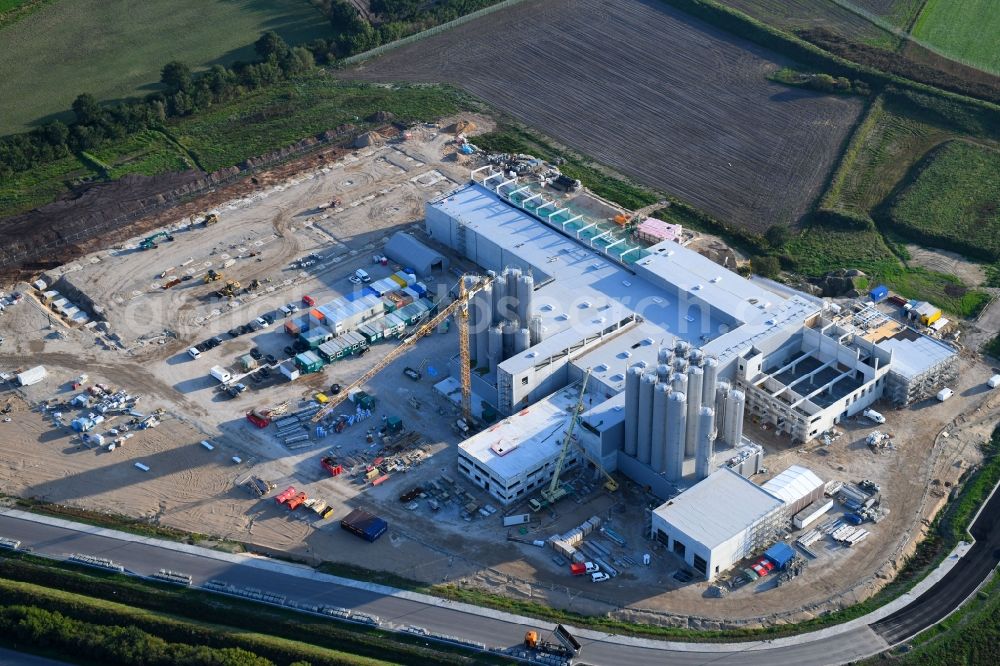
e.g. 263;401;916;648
0;0;331;135
91;129;196;179
912;0;1000;74
889;140;1000;262
0;154;94;217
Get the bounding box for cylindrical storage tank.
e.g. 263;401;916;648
516;274;534;327
671;372;687;395
673;358;688;374
474;290;491;369
488;325;503;373
529;315;543;347
665;391;687;482
702;356;719;409
491;276;505;325
657;346;670;365
696;406;716;481
501;320;517;360
515;328;530;354
650;384;670;473
674;339;688;357
724;389;746;448
624;365;642;456
685;366;703;457
637;373;657;464
504;268;520;321
714;380;731;443
689;347;703;366
656;363;670;383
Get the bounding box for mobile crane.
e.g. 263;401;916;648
529;369;591;512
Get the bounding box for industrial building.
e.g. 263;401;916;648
383;232;448;277
651;468;786;580
457;385;582;505
435;170;954;570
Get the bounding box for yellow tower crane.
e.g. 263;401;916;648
311;274;492;425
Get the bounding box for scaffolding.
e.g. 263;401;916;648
886;353;959;405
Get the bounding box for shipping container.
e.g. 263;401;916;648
869;285;888;302
341;508;388;542
503;514;532;527
793;499;834;529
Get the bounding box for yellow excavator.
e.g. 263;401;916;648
204;269;223;283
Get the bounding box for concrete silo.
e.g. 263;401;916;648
637;373;657;465
714;380;731;443
624;365;642;457
665;391;687;482
702;356;719;409
528;315;544;347
650;383;670;473
491;276;505;326
473;289;491;369
696;406;716;481
671;371;688;396
501;320;518;360
656;363;670;383
723;389;746;448
516;273;534;328
488;325;503;373
514;328;530;354
685;366;703;457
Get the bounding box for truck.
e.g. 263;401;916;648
523;625;581;659
321;456;344;476
246;408;271;428
162;277;182;289
862;408;885;424
210;366;232;383
341;508;388;542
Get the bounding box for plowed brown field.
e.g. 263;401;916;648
347;0;864;230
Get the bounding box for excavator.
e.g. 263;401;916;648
204;269;223;284
139;231;174;250
216;280;241;298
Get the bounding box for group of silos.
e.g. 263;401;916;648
467;267;543;373
623;340;745;482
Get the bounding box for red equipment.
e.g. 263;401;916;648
274;486;296;504
321;456;343;477
246;409;271;428
302;295;316;306
569;562;586;576
287;492;308;510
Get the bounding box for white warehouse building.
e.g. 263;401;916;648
651;468;785;581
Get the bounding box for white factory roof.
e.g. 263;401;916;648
458;385;579;481
761;465;823;505
430;183;819;370
652;468;784;549
876;329;956;380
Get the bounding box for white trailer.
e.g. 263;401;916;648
503;513;532;527
16;365;47;386
210;366;232;383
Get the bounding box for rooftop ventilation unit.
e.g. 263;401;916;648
711;276;722;283
595;364;609;372
557;313;568;320
692;284;703;291
611;373;624;382
643;338;654;345
541;303;553;311
622;280;632;287
580;301;592;308
619;351;632;359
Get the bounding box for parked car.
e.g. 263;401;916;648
262;313;275;325
181;275;193;281
584;562;599;574
187;347;201;359
348;275;362;285
264;354;277;365
283;346;295;357
286;302;300;313
249;348;263;361
302;295;315;306
591;572;610;583
238;324;252;335
227;328;241;338
254;317;270;329
210;336;224;347
403;367;421;381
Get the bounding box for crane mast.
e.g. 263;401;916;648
540;368;591;505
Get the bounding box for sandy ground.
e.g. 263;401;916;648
1;116;998;627
905;245;987;287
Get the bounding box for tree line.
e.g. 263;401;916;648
0;31;320;181
0;604;281;666
0;1;504;184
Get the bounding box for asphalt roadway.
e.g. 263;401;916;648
0;497;997;666
871;480;1000;644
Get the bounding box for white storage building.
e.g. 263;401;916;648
761;465;825;516
651;468;785;580
16;366;47;387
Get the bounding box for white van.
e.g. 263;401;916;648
354;268;371;283
187;347;201;359
862;408;885;424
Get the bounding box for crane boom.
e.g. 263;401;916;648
311;275;491;424
542;369;591;501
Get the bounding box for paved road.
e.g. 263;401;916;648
0;498;997;666
871;480;1000;643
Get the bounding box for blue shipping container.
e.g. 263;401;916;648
870;285;888;302
764;542;796;569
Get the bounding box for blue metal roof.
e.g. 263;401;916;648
765;542;796;568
